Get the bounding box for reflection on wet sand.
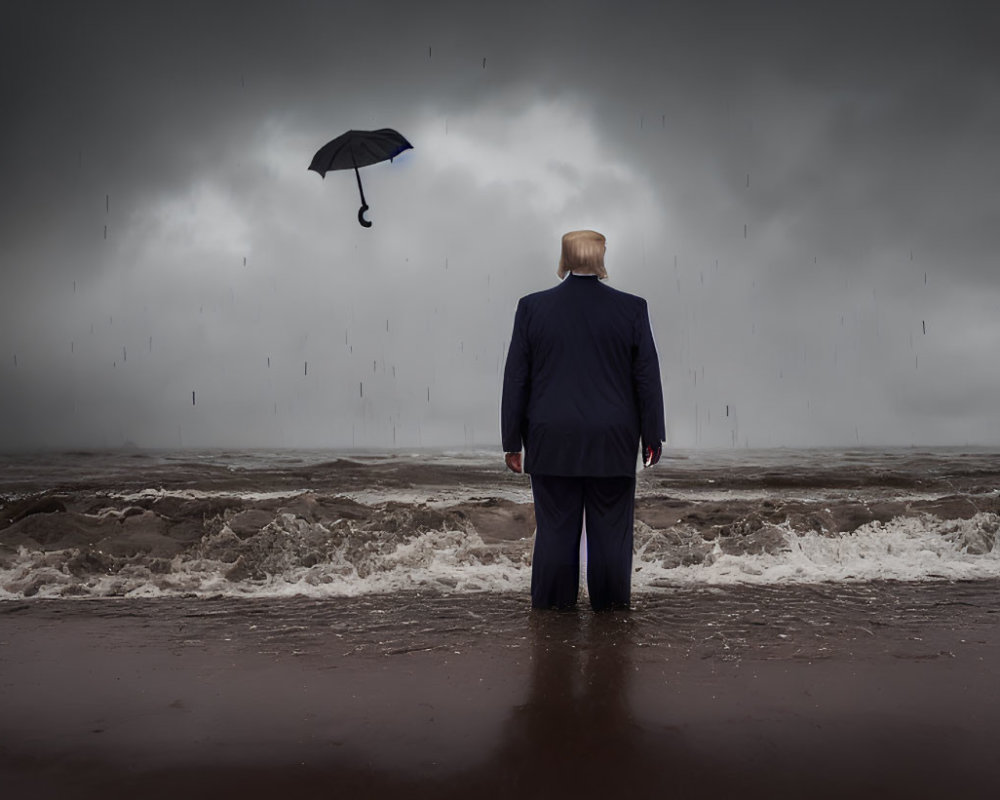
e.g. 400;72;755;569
486;610;647;796
4;587;1000;799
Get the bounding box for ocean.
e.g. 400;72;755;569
2;446;998;600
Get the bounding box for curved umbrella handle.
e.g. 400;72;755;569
354;164;373;228
358;203;372;228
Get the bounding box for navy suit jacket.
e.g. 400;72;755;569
501;274;665;476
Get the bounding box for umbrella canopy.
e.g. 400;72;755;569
309;128;413;228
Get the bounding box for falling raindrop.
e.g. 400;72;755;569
922;320;926;335
482;57;486;68
192;391;196;406
304;361;308;376
360;382;364;398
743;223;747;239
122;346;127;362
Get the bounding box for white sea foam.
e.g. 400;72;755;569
3;511;999;600
108;488;308;502
341;486;535;507
634;486;985;504
635;512;1000;588
0;521;532;600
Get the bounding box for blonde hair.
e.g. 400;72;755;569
557;230;608;280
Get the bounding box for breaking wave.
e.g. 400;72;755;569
2;478;999;599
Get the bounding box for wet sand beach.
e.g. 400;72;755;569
3;581;1000;799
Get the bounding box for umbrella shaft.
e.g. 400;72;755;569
354;166;367;205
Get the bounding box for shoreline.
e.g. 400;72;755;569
3;583;1000;798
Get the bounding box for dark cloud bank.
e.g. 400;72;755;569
2;0;999;450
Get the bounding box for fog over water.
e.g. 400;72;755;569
2;1;999;451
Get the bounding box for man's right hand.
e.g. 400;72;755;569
505;452;523;474
643;443;662;468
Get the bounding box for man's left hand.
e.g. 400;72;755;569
504;452;523;473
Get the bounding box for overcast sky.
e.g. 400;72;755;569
2;0;999;451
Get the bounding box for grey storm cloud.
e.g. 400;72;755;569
2;0;999;451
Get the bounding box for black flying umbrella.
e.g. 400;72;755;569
308;128;413;228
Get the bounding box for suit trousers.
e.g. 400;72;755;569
529;474;636;611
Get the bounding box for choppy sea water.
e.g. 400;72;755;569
1;447;998;599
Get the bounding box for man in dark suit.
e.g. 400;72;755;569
501;230;665;611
